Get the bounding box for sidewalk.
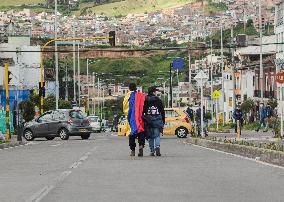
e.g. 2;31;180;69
208;131;284;146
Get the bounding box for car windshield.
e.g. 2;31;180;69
69;110;85;119
89;117;98;122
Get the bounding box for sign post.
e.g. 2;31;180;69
172;58;185;107
212;90;221;131
276;72;284;138
195;70;209;137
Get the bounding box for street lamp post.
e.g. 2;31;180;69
77;42;80;107
259;0;264;100
87;59;89;114
55;0;59;109
92;72;96;115
169;62;173;108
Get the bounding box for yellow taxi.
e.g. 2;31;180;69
163;108;193;138
118;119;128;136
117;108;193;138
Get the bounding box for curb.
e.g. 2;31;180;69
187;138;284;167
0;141;27;150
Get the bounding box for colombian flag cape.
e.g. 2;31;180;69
123;91;146;136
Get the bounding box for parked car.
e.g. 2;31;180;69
88;115;102;133
23;109;92;141
117;118;127;136
117;108;193;138
163;108;193;138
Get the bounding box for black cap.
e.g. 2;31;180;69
129;83;137;91
148;86;159;94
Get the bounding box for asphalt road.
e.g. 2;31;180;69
0;133;284;202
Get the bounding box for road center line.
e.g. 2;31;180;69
27;146;97;202
188;143;284;171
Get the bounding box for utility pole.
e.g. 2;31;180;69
97;77;100;117
4;64;10;141
188;49;191;99
92;72;96;115
87;59;90;114
259;0;264;100
221;20;225;126
77;42;80;107
65;56;68;101
210;40;214;122
177;69;180;107
73;22;76;103
55;0;59;109
169;62;173;108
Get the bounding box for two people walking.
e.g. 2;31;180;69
123;83;165;157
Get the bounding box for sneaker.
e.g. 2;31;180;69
155;147;161;156
150;152;155;156
130;150;135;156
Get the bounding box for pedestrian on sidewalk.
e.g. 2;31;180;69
233;105;243;136
256;102;268;132
196;106;207;137
186;104;194;122
143;86;165;156
123;83;146;157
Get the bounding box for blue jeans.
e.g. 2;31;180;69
257;119;267;131
197;121;207;136
148;128;161;153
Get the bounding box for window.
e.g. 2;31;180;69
52;111;65;120
38;112;52;122
165;110;179;118
69;110;85;119
89;116;98;122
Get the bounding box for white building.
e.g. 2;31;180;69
0;36;40;89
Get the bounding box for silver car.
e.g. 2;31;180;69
88;115;102;133
23;109;92;141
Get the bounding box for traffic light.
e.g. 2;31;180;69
8;71;12;84
109;31;116;47
39;82;46;97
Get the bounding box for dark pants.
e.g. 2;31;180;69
129;133;145;151
235;120;242;136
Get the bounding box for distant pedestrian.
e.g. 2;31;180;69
111;114;119;132
143;86;165;156
186;104;194;122
233;105;243;136
123;83;146;157
256;102;268;132
196;106;207;137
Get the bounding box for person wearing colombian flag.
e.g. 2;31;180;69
123;83;146;157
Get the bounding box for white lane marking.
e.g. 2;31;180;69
188;143;284;171
26;142;39;146
28;185;55;202
28;146;97;202
110;133;118;137
50;143;61;147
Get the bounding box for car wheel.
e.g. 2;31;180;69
23;129;34;141
45;137;55;140
175;127;188;138
81;134;90;140
59;128;69;140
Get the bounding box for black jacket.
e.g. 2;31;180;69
143;95;165;125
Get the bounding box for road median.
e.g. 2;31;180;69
186;137;284;167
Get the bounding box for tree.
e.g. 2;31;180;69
19;100;35;122
241;99;255;123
